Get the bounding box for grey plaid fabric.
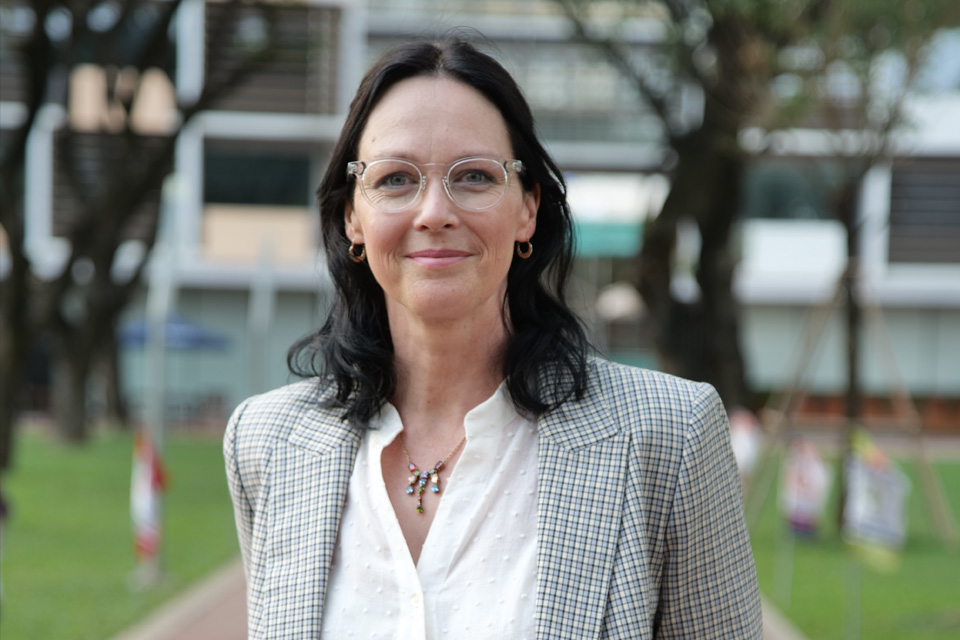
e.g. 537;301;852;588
225;357;762;639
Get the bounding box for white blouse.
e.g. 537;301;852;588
320;384;538;640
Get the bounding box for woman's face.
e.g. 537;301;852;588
345;76;538;325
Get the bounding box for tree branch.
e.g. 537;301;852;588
554;0;673;126
133;0;184;71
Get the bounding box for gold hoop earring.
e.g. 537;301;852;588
348;242;366;263
516;240;533;259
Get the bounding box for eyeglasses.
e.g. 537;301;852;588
346;157;524;212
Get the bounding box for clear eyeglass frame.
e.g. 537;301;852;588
346;157;525;212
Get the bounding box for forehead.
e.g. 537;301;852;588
358;75;513;161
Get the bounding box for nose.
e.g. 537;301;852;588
412;175;458;230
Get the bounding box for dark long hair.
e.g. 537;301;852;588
288;37;588;427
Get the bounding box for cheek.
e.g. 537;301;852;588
356;213;394;248
483;226;519;275
361;222;405;278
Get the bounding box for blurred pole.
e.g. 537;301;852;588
843;555;861;640
773;520;794;609
842;175;863;640
136;175;180;586
144;245;176;470
247;238;275;397
839;176;862;529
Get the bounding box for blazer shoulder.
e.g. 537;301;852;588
226;377;339;452
586;357;725;438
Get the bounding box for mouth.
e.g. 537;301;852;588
407;249;470;267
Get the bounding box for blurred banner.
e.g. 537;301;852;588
131;430;167;563
842;430;910;572
779;438;832;536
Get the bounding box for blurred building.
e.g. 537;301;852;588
1;0;957;428
734;28;960;428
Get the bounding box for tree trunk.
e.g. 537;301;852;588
636;129;705;381
100;328;130;429
637;200;681;374
697;147;749;408
50;329;95;443
637;124;751;408
0;223;32;470
0;317;28;469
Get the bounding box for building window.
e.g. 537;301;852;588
201;143;317;265
203;150;312;207
740;159;839;220
889;159;960;264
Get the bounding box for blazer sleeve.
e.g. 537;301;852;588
223;398;255;578
655;383;763;639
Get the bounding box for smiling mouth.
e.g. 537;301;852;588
407;249;470;266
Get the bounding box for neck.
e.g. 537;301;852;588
388;304;508;439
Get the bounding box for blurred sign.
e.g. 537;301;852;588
120;313;230;350
779;438;832;535
566;172;668;258
575;220;644;257
842;430;910;572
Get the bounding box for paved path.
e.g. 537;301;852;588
108;558;809;640
107;560;246;640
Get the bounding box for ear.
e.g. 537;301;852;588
516;183;539;242
344;202;364;244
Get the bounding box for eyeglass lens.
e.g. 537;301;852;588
359;158;510;212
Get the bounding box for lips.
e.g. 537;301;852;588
407;248;470;266
408;249;469;259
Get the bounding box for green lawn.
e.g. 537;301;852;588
750;460;960;640
3;430;958;640
1;429;240;640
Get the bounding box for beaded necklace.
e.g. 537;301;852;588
400;434;467;514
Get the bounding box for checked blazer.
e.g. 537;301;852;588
225;357;763;639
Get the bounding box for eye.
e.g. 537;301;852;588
451;167;498;189
374;171;418;191
464;170;492;184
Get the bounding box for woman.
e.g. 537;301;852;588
225;38;761;639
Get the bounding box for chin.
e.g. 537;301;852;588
397;288;504;324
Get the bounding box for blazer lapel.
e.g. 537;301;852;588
257;401;361;639
536;383;630;640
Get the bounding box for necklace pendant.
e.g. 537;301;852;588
400;434;466;515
